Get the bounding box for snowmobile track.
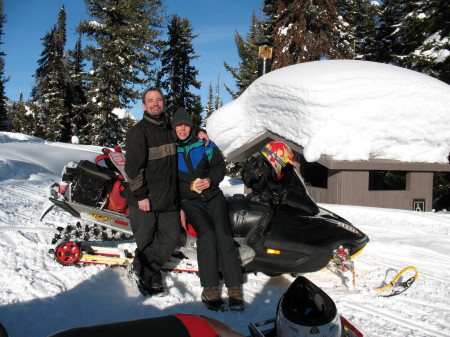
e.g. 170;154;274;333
0;184;47;203
340;301;450;337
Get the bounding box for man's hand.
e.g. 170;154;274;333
180;209;187;230
138;198;151;212
197;131;210;146
194;178;211;191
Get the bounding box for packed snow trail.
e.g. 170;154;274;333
0;135;449;337
1;175;450;337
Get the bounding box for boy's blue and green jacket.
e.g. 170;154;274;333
176;136;226;202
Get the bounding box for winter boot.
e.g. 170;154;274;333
147;271;167;296
128;265;166;297
228;286;245;311
201;286;225;311
127;263;151;297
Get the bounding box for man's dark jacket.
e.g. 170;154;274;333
125;112;178;211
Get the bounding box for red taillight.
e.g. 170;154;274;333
58;182;68;195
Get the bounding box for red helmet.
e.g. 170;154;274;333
260;141;295;180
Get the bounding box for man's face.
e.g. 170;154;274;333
142;90;165;117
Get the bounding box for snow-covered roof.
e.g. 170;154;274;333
207;60;450;164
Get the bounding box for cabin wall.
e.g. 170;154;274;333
308;171;434;211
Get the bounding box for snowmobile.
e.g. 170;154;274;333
41;147;369;282
44;276;367;337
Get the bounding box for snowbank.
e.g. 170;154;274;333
0;132;105;179
207;60;450;163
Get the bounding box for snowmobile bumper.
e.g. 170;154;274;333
44;198;81;219
40;201;56;221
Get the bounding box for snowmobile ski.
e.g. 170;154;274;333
321;265;419;298
328;245;358;287
374;266;418;297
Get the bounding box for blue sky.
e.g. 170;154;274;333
3;0;263;118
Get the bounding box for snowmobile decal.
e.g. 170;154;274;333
337;222;361;235
89;213;114;222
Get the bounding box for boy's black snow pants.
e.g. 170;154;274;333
181;193;243;288
128;205;181;285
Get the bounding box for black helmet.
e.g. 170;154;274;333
276;276;341;337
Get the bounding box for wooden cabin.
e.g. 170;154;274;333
226;131;450;212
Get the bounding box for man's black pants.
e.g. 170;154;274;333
128;205;181;285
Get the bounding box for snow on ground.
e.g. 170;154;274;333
0;132;449;337
207;60;450;164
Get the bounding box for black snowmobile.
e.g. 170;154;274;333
41;148;369;280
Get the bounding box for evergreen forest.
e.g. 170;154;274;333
0;0;448;208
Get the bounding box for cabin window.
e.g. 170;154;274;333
302;162;328;188
369;171;407;190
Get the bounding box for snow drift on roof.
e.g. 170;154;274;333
206;60;450;164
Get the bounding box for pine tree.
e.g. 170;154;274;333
0;0;9;131
31;7;69;141
403;0;450;84
202;76;223;126
9;92;32;133
358;1;381;61
47;6;70;141
66;34;88;141
27;102;46;138
157;14;201;120
376;0;449;83
77;0;164;146
214;74;223;110
262;0;278;38
263;0;348;69
375;0;406;63
189;95;203;130
336;0;380;60
388;0;428;66
203;83;215;127
224;11;265;99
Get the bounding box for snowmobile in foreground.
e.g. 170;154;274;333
41;148;369;284
45;276;367;337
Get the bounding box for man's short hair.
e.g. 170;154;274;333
142;87;165;103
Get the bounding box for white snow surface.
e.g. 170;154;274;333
0;132;450;337
206;60;450;164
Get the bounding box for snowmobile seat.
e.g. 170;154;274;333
77;160;117;183
68;160;117;207
227;197;272;239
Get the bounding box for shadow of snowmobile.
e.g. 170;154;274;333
41;276;366;337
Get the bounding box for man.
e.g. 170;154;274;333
125;87;208;296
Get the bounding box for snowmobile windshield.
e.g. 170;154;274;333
277;167;320;216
